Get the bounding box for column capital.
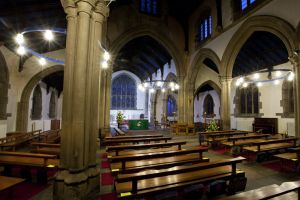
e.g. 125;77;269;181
76;0;94;16
218;75;232;85
289;52;299;67
95;1;110;19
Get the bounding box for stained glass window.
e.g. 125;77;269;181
111;74;137;110
196;14;212;43
31;84;42;120
241;0;256;10
140;0;158;15
167;95;176;117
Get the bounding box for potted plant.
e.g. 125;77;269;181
206;119;219;132
116;111;124;128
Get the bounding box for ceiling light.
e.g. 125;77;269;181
39;57;46;66
256;82;262;87
242;82;248;88
171;87;175;91
149;88;155;93
44;30;54;41
169;82;175;87
15;33;24;45
288;72;294;81
161;88;166;93
103;51;110;61
275;71;282;77
174;84;179;90
239;77;244;83
101;61;108;69
143;82;149;88
253;73;259;79
16;46;26;55
156;81;163;87
235;81;241;87
138;84;145;91
274;80;280;85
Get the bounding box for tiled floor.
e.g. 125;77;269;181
27;131;300;199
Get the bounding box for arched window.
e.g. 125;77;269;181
31;85;42;120
196;11;212;43
49;91;57;119
0;55;8;120
203;94;214;116
282;80;294;117
237;84;259;115
140;0;158;15
167;95;177;117
111;74;137;110
241;0;256;10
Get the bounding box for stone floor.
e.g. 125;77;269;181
29;130;300;199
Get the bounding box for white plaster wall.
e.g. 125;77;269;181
0;121;7;138
110;70;146;123
230;62;295;135
27;83;63;131
194;66;220;91
194;90;220;123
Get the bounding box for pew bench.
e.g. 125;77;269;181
0;151;58;182
109;147;209;173
0;176;25;200
109;147;208;171
243;138;298;162
106;141;186;156
104;137;172;145
105;134;163;140
39;129;61;143
30;142;60;156
203;131;249;147
115;157;247;199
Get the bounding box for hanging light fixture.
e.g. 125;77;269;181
138;79;180;92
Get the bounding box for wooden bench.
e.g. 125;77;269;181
273;146;300;172
106;141;186;156
0;176;25;200
30;142;60;156
115;157;246;199
104;134;163;140
109;147;209;173
202;131;248;146
0;151;58;182
104;137;172;145
222;180;300;200
39;129;61;143
0;130;42;151
243;137;298;162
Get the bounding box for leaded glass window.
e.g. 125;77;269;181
241;0;256;10
167;95;176;117
31;84;42;120
111;74;137;110
196;13;212;43
239;84;259;115
140;0;159;15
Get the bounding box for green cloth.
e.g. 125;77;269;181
128;120;149;130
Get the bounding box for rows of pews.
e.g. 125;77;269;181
104;131;247;199
0;129;61;199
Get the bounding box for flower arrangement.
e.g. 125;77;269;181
206;119;219;132
116;111;125;128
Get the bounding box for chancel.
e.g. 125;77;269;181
0;0;300;199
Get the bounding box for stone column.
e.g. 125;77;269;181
177;76;185;122
104;69;112;129
54;1;109;199
220;76;232;130
98;70;106;133
185;81;195;124
290;53;300;138
144;90;149;119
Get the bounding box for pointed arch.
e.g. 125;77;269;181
194;80;221;97
31;85;42;120
49;90;58;119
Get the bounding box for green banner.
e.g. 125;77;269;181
128;120;149;130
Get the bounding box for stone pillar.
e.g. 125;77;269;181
144;90;149;119
185;82;194;124
220;76;232;130
177;76;185;122
98;70;106;133
290;54;300;138
149;95;156;124
104;69;112;129
54;1;109;199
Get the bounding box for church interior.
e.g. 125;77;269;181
0;0;300;199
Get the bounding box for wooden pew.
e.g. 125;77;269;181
109;147;209;173
0;176;25;199
222;180;300;200
30;142;60;156
0;130;42;151
106;141;186;156
0;151;58;182
104;137;172;145
243;137;298;161
39;129;61;143
222;134;270;147
104;134;163;140
115;157;246;199
273;146;300;172
201;131;248;146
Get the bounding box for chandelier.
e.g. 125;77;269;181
235;68;294;88
138;80;180;93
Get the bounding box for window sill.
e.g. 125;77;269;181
276;113;295;118
234;113;263;118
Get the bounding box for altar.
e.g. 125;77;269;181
128;119;149;130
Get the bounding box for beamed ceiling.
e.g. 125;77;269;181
233;31;289;77
113;36;172;80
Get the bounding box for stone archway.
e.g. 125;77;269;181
16;65;63;131
0;52;9;120
220;15;297;130
110;25;184;78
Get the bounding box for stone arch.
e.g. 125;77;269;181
222;15;297;77
188;48;220;89
49;90;58;119
0;51;9;120
31;85;42;120
16;65;64;131
110;25;184;77
194;80;221;97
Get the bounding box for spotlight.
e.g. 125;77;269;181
103;51;110;61
149;88;155;93
161;88;166;93
169;82;175;87
44;30;54;41
239;77;244;83
156;81;163;87
256;82;262;87
171;87;175;91
174;84;179;90
39;57;46;66
242;82;248;88
16;46;26;55
235;80;241;87
101;61;108;69
15;33;24;45
143;82;149;88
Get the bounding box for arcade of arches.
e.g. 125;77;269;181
0;0;300;199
